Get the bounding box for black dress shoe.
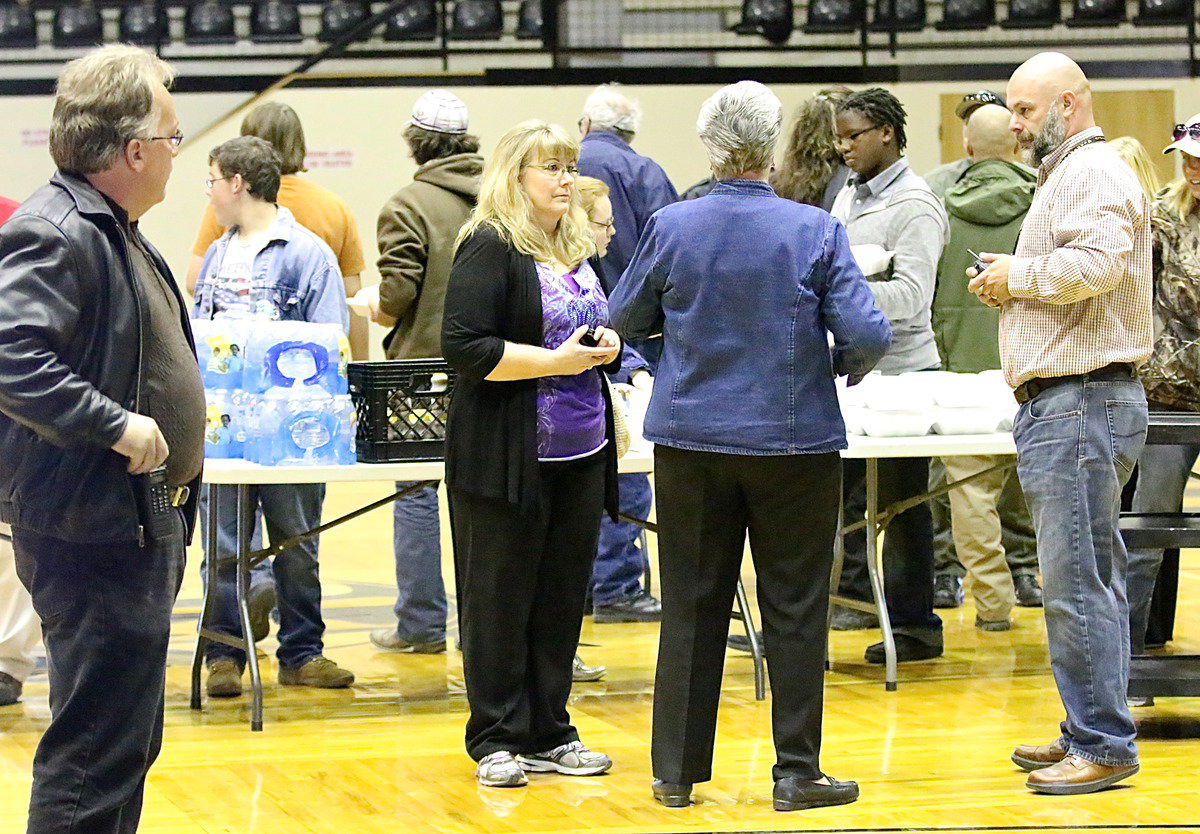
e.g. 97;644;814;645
865;633;942;664
773;775;860;811
1014;574;1043;607
651;779;691;807
593;590;662;623
726;630;764;652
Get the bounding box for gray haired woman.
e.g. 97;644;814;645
611;80;890;812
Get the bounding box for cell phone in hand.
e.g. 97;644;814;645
579;327;601;348
967;249;988;276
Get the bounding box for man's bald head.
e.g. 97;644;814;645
966;104;1020;162
1010;52;1091;108
1007;52;1096;165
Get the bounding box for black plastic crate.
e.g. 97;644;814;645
348;359;455;462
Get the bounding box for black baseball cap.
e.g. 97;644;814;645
955;90;1007;121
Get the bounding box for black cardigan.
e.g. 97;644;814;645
441;225;620;517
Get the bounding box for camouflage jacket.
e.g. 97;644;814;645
1139;197;1200;411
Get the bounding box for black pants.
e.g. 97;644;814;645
449;451;605;761
837;457;941;633
13;512;186;834
651;445;841;785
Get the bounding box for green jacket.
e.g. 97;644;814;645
376;153;482;360
932;158;1036;373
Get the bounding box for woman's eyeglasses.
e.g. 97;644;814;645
1173;123;1200;142
527;162;579;178
590;218;615;231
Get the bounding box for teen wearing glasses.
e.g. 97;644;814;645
828;88;951;661
441;121;623;788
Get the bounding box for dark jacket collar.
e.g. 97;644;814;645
50;169;125;224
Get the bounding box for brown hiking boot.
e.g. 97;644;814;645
278;656;355;688
206;659;244;698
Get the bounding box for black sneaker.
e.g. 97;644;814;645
932;575;964;608
593;590;661;623
248;581;276;643
0;671;22;706
830;607;878;631
865;633;942;663
1014;574;1044;607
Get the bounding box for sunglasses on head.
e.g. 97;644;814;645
1174;123;1200;142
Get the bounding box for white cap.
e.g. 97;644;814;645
408;89;469;135
1164;111;1200;157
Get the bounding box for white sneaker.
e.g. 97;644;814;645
476;751;528;787
517;741;612;776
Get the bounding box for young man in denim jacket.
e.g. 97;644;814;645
194;135;353;697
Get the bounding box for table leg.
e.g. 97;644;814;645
190;487;219;710
237;484;264;731
863;458;898;691
735;578;766;701
827;492;845;671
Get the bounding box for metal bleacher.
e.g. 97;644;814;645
0;1;1195;84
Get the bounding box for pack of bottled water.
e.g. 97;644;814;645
193;318;354;465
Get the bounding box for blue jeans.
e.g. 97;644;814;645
592;472;653;605
200;483;327;669
392;480;446;643
1013;377;1145;766
1127;440;1199;653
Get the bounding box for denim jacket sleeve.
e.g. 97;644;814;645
298;247;351;332
820;218;893;378
610;215;667;340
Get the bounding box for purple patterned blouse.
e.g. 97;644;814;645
535;259;608;460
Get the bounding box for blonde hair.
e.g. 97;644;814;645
1110;136;1162;200
459;120;594;265
50;44;174;174
1159;177;1197;220
575;175;609;216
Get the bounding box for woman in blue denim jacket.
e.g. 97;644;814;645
609;81;891;812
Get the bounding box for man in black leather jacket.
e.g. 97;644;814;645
0;46;205;833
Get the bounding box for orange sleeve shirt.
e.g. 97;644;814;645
191;174;365;278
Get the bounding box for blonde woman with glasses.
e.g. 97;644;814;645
442;121;623;788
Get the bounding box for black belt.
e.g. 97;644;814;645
1014;362;1135;405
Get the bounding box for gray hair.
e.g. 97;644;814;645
582;83;641;137
697;81;782;180
49;44;174;175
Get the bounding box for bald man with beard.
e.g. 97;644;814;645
970;52;1152;795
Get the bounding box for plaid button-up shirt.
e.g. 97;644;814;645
999;127;1152;388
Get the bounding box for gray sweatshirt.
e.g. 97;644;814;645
832;157;949;374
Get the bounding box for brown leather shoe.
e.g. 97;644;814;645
278;656;354;688
1026;755;1139;795
1011;739;1068;771
206;659;244;698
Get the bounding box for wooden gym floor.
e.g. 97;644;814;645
1;478;1199;833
